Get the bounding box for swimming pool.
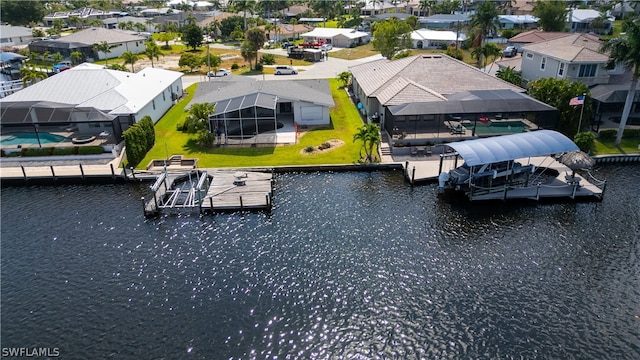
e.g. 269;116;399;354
472;120;529;135
0;132;69;146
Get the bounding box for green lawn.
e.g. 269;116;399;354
593;138;640;155
139;79;363;169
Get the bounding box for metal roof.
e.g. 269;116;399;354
446;130;578;167
388;89;556;115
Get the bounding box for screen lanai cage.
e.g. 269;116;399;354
0;100;129;142
208;92;283;146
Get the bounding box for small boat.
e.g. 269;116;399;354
437;130;606;202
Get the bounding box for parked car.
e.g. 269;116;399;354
502;46;518;58
208;68;231;77
320;43;332;51
274;65;298;75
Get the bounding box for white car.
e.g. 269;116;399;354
208;69;231;77
320;43;332;51
274;66;298;75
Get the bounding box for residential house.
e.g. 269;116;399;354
519;33;610;87
257;24;314;42
28;27;146;62
349;54;558;140
507;30;573;51
360;0;400;16
510;0;536;15
0;63;183;143
418;14;470;30
497;15;539;30
567;9;613;34
300;28;370;48
190;78;334;144
43;7;124;27
410;29;466;49
0;25;35;49
103;16;157;32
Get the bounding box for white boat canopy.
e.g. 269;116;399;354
446;130;579;167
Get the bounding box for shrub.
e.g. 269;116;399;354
260;53;276;65
52;147;75;155
392;50;411;60
22;147;53;157
574;131;595;152
231;62;239;70
598;129;617;140
623;128;640;138
255;63;263;71
77;146;104;155
304;146;315;153
318;142;331;150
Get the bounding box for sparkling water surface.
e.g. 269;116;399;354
2;165;639;359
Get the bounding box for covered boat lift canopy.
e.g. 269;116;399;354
445;130;578;166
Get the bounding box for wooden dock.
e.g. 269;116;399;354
201;170;273;212
143;169;273;216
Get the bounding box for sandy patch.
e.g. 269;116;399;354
300;139;345;155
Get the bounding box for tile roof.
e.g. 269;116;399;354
350;54;524;101
523;33;608;62
376;78;446;106
0;25;32;39
508;30;571;44
192;78;334;107
301;28;369;39
51;27;145;46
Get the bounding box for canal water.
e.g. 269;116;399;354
1;164;639;359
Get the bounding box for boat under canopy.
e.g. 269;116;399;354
445;129;579;167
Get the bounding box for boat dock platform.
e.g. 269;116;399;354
403;156;606;202
143;169;273;217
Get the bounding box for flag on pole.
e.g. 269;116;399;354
569;95;585;106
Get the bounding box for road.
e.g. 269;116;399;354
180;44;384;88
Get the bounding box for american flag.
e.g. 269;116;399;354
569;95;585;106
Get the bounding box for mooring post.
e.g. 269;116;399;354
265;193;270;208
405;161;409;179
130;167;136;181
438;154;444;175
50;165;56;181
240;196;243;210
121;165;127;180
209;197;213;211
141;196;146;215
411;166;416;184
79;164;85;180
110;163;115;180
21;165;27;182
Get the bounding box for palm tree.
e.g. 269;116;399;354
19;67;47;87
482;43;501;71
70;50;84;65
121;51;139;72
419;0;434;17
353;123;381;163
145;40;162;68
93;41;118;66
496;66;522;86
600;17;640;147
470;1;499;48
229;0;255;30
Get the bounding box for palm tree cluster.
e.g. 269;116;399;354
353;123;381;163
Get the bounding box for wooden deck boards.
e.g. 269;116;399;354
144;170;273;216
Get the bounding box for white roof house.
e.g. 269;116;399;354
0;64;183;141
0;25;35;48
568;9;613;34
301;28;370;48
497;15;539;30
410;29;466;49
